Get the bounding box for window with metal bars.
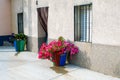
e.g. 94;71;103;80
74;4;92;42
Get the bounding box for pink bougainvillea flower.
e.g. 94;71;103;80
38;52;42;59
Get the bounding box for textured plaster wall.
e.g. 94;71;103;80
11;0;38;37
71;42;120;78
12;0;38;52
23;0;38;37
37;0;75;41
0;0;12;36
72;0;120;77
92;0;120;46
37;0;49;8
46;0;120;46
48;0;74;41
23;0;38;52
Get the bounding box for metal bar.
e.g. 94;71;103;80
81;6;83;42
79;6;81;41
77;6;79;41
85;5;87;42
74;6;76;41
88;5;91;42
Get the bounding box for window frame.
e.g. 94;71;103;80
74;3;92;43
17;12;24;34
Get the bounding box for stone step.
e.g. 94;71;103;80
0;46;15;52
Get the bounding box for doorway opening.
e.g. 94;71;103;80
37;7;49;49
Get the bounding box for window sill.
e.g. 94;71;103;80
74;41;92;44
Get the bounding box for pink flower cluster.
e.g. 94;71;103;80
65;41;79;58
38;40;65;60
48;40;65;54
38;38;79;61
38;43;52;59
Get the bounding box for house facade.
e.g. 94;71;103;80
4;0;120;78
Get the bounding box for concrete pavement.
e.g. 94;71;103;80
0;47;120;80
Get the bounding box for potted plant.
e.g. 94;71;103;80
38;36;79;66
14;33;27;52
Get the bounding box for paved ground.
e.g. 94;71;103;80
0;46;120;80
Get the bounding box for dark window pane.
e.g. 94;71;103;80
17;13;24;34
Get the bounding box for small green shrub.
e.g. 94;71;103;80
14;33;27;40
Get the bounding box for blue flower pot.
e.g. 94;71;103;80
14;40;25;52
60;53;67;66
14;40;20;52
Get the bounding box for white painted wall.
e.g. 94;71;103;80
37;0;49;8
0;0;12;36
47;0;120;46
12;0;38;37
12;0;120;46
92;0;120;46
48;0;74;41
30;0;38;37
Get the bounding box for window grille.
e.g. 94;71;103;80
74;4;92;42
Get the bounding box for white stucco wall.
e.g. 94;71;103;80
92;0;120;46
12;0;120;46
48;0;74;41
37;0;74;40
37;0;120;46
30;0;38;37
12;0;38;37
0;0;12;36
37;0;49;8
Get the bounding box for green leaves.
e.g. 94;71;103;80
14;33;27;40
58;36;65;42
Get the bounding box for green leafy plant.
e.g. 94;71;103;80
19;33;27;40
14;33;27;52
14;33;27;40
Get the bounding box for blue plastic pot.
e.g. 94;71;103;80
14;40;20;52
60;53;67;66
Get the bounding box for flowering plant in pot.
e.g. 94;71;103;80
38;37;79;66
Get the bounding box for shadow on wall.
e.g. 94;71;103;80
70;50;91;69
26;37;47;53
26;36;33;52
114;62;120;77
